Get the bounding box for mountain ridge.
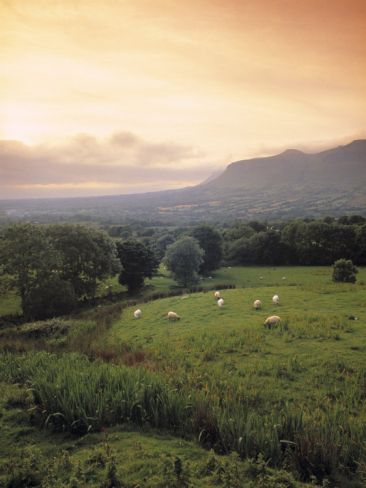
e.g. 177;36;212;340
1;139;365;223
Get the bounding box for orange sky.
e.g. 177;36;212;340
1;0;365;198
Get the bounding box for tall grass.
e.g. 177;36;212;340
1;351;365;483
0;351;192;435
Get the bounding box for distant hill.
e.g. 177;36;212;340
203;140;366;190
1;140;366;223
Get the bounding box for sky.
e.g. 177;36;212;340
1;0;366;199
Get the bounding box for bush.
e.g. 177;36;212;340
23;276;77;320
332;259;358;283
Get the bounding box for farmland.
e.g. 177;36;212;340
0;266;366;486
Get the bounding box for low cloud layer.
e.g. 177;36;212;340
0;132;214;198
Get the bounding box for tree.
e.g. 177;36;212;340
0;223;61;317
191;225;223;275
23;275;77;321
0;223;120;319
332;259;358;283
48;224;121;299
164;236;204;287
356;224;366;265
154;234;176;261
116;240;158;294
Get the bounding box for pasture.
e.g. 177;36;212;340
1;266;366;486
3;265;366;317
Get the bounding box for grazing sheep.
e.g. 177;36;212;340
272;294;280;305
133;309;142;319
264;315;281;328
214;291;221;299
282;276;286;280
167;311;181;321
253;299;262;310
217;298;224;308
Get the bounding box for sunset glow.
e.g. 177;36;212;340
1;0;366;198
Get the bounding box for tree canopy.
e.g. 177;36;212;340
0;223;120;319
164;236;204;287
116;239;159;294
191;225;223;275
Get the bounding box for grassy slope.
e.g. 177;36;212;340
5;265;366;317
105;279;366;485
1;266;366;486
0;383;310;487
110;283;366;377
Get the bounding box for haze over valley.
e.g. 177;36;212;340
1;139;365;223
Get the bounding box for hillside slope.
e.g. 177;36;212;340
1;140;365;222
203;140;366;190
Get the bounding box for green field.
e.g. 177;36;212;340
1;266;366;487
3;265;366;317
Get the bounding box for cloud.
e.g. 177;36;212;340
0;132;213;198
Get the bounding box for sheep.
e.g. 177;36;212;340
272;294;280;305
217;298;224;308
167;311;180;321
214;291;221;299
133;309;142;319
264;315;281;328
253;299;262;310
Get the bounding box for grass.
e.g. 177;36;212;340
104;281;366;484
3;265;366;318
1;266;366;486
0;382;311;487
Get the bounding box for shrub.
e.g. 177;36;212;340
332;259;358;283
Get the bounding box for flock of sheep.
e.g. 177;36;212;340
133;291;282;328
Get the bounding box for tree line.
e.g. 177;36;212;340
1;216;365;319
0;223;223;320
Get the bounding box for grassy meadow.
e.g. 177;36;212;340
1;266;366;486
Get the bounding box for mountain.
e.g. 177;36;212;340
1;140;366;223
203;140;366;190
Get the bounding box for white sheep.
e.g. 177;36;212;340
253;299;262;310
264;315;281;328
272;294;280;305
167;311;181;321
214;291;221;299
133;309;142;319
217;298;224;308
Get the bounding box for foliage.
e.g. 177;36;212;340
48;224;121;298
0;223;120;319
154;233;176;261
164;236;204;287
0;223;62;319
191;225;223;275
332;259;358;283
116;239;159;294
1;269;366;485
22;275;77;321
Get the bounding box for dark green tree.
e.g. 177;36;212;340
48;224;121;299
0;223;120;319
0;223;61;317
191;225;223;275
164;236;204;287
23;275;77;320
154;234;176;261
332;259;358;283
116;240;158;294
356;224;366;265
